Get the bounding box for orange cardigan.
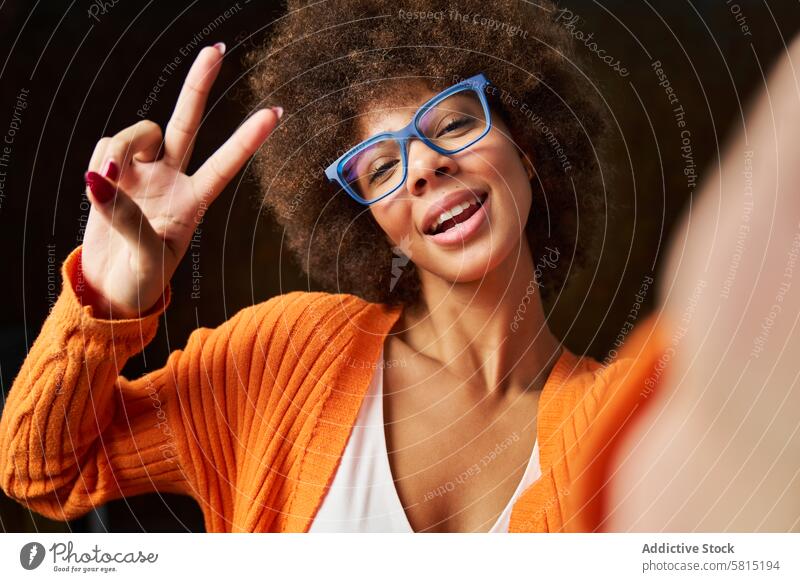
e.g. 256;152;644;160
0;245;668;532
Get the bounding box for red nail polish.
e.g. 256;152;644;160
101;159;119;181
85;171;116;203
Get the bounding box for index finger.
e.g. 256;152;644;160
163;43;225;170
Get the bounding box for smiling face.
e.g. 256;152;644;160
356;82;534;286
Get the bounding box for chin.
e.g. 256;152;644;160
421;231;520;284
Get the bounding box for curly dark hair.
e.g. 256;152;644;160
244;0;610;307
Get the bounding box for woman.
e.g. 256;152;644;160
0;0;793;533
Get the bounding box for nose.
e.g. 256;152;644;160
404;139;458;196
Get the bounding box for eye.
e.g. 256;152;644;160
437;115;473;138
368;158;399;185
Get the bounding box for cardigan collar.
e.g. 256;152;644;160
285;298;580;533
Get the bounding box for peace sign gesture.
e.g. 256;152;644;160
80;44;280;319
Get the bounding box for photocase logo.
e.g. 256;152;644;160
390;235;413;292
20;542;46;570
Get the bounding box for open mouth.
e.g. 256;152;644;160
425;192;488;236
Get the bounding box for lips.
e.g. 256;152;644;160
424;192;491;247
421;190;488;236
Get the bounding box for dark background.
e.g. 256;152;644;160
1;0;798;532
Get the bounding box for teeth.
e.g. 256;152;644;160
433;200;477;231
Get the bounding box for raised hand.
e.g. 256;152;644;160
80;44;280;319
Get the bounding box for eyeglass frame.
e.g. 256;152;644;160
323;73;493;206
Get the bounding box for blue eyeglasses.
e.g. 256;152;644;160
324;73;492;205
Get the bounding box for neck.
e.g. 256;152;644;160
398;238;563;396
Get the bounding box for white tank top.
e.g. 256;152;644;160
309;346;542;532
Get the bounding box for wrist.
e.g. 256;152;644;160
73;250;144;320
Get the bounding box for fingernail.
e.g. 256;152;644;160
85;171;116;204
213;42;226;55
101;158;119;181
271;106;284;119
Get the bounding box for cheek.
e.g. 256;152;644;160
475;140;532;228
369;197;415;247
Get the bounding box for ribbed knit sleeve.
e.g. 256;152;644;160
0;245;255;525
563;311;671;532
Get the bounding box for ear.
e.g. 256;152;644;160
519;150;536;180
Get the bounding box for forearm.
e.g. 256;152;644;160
607;33;800;532
0;245;178;518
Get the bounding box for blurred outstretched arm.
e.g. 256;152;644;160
605;33;800;532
